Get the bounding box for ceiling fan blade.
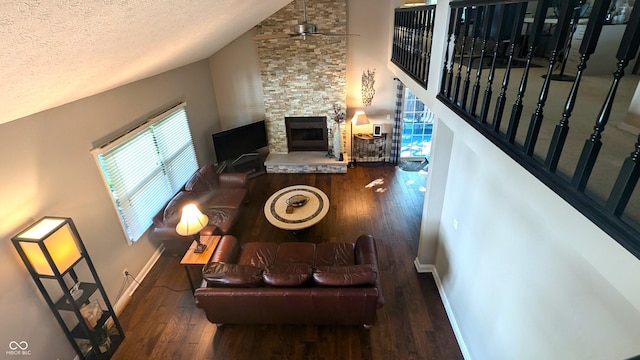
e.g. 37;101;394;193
314;32;360;37
253;33;298;40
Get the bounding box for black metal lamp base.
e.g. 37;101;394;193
194;242;206;253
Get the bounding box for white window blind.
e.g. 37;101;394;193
91;103;198;243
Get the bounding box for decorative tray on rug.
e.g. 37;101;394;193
286;195;309;208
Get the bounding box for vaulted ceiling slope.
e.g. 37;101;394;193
0;0;292;125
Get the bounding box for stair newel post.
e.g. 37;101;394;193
470;4;495;118
524;0;579;156
573;4;640;192
492;3;527;132
506;0;550;144
545;0;610;172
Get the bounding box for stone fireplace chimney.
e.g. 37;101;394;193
254;0;347;154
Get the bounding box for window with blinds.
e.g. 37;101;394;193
91;103;198;243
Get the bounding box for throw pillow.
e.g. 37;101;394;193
263;263;312;287
202;262;263;287
312;265;377;286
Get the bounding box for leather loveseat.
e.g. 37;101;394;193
149;164;248;256
194;234;384;327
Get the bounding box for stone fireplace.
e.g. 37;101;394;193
285;116;328;152
254;0;347;155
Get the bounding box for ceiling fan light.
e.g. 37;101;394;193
295;22;317;35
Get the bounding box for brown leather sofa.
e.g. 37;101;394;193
149;164;248;256
194;234;384;327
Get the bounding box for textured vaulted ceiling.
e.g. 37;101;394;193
0;0;292;125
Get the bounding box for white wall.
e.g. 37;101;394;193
209;29;266;132
395;1;640;359
0;60;220;359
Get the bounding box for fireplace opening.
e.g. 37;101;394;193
285;116;328;152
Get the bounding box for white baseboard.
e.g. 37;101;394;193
113;244;165;316
414;257;471;360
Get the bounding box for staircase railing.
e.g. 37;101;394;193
393;0;640;260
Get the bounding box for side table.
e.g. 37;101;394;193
180;235;221;294
354;133;388;162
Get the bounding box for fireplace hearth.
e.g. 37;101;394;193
285;116;328;152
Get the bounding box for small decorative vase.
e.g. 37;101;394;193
333;123;342;160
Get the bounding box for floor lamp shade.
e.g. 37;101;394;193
12;217;82;276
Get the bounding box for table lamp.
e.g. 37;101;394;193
349;111;371;168
176;204;209;253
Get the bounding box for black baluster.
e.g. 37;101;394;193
446;8;463;100
545;0;610;172
506;0;551;144
453;7;471;105
410;10;419;77
479;4;507;124
402;11;410;70
461;6;483;111
441;8;457;96
549;0;586;82
607;137;640;216
573;4;640;191
419;8;429;86
424;7;435;84
524;0;579;156
492;3;527;132
470;5;495;118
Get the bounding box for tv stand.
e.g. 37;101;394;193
223;152;266;178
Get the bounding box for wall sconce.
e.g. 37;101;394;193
176;204;209;253
361;69;376;107
349;111;371;168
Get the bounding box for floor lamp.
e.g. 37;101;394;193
349;111;370;168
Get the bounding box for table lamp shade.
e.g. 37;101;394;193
352;111;370;126
12;217;82;276
176;204;209;236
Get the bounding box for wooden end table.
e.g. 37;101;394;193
180;235;221;294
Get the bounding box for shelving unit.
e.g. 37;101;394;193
12;217;124;359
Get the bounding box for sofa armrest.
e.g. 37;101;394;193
209;235;240;263
354;234;384;308
218;173;248;188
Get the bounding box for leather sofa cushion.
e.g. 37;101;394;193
275;243;316;265
163;191;198;226
202;262;263;287
263;263;312;287
312;265;377;286
315;242;355;266
185;164;219;192
238;242;278;268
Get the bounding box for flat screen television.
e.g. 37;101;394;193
212;120;268;163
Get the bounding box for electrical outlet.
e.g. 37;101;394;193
453;218;459;231
122;268;128;277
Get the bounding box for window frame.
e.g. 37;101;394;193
401;87;434;160
91;103;198;244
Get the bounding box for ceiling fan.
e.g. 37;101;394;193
254;0;358;40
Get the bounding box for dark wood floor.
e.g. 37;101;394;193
112;164;463;360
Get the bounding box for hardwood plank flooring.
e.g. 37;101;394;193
112;164;463;360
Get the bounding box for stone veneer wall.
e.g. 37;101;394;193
255;0;347;154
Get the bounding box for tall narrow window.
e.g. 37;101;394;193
91;103;198;243
401;88;433;160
